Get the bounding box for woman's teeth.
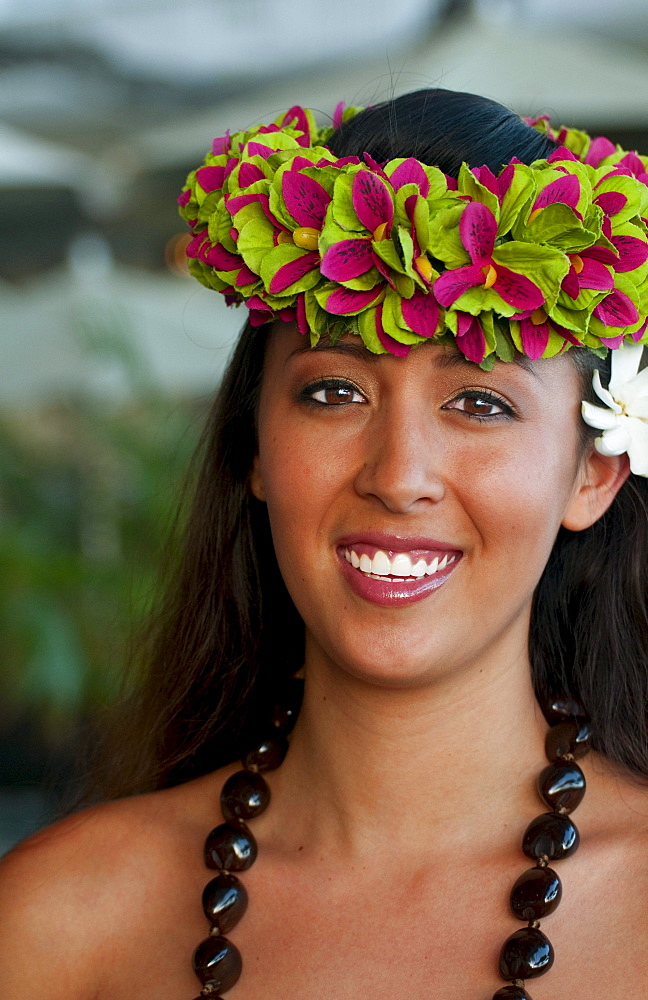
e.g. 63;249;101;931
344;548;456;580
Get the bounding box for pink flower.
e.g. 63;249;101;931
434;202;544;312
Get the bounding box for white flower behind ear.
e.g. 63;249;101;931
581;343;648;477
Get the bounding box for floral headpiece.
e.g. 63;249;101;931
177;103;648;370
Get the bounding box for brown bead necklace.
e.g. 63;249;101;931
189;680;591;1000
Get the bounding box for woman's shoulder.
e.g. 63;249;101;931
0;767;234;999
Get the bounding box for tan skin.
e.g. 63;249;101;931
1;323;647;1000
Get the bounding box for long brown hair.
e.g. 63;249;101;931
93;89;648;799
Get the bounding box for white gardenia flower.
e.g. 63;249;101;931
581;343;648;477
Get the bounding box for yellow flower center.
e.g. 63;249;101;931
415;256;433;282
292;227;320;251
482;264;498;288
372;222;389;242
531;307;548;326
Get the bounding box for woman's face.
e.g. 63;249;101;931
251;323;619;687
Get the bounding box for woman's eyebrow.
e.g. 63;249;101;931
287;341;381;364
436;350;539;378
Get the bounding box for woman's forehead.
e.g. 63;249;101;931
265;320;578;391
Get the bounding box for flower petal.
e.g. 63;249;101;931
455;313;487;364
325;286;384;315
519;318;549;360
196;165;226;192
585;136;617;167
594;290;639;327
624;417;648;475
320;238;374;281
609;342;644;396
352;170;394;233
610;235;648;273
401;292;439;337
296;293;308;335
282;171;331;228
595;191;627;217
247;142;275;159
533;174;581;212
374;305;409;356
459;201;497;263
434;264;487;307
268;251;320;294
332;101;345;130
389;158;430;197
493;266;545;312
212;133;230;155
592;369;621;412
577;258;614;291
238;163;266;188
205;243;240;270
594;421;632;456
581;400;621;430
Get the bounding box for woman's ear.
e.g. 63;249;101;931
249;454;266;502
562;447;630;531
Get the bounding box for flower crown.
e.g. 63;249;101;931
177;103;648;369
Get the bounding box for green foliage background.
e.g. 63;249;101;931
0;314;208;740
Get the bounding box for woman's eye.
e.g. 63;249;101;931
306;381;366;405
444;392;512;418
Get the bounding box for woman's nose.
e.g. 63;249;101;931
353;408;446;513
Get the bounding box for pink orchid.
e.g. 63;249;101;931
614;152;648;187
265;168;333;293
227;162;333;295
593;289;640;329
516;308;582;360
320;169;395;286
594;180;648;275
583;136;617;168
186;229;258;288
245;295;297;327
529;171;583;222
471;163;517;205
560;247;616;300
434;202;544;312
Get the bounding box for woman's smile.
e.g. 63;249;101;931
336;534;463;606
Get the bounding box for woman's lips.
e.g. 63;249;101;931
335;534;462;607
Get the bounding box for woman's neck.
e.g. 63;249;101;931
268;630;550;861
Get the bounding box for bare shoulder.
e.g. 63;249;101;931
0;766;234;1000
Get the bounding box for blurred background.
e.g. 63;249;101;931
2;0;648;853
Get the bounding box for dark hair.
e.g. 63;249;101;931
94;88;648;799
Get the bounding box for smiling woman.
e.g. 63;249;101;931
2;88;648;1000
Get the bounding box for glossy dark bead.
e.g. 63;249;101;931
537;760;586;813
510;866;562;921
204;822;258;871
544;695;587;725
545;718;591;762
270;677;304;733
221;770;270;823
499;927;554;980
242;731;289;773
492;988;533;1000
193;935;242;992
522;811;579;861
202;873;248;933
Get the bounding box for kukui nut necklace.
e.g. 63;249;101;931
189;678;591;1000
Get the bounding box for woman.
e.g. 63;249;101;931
1;88;648;1000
